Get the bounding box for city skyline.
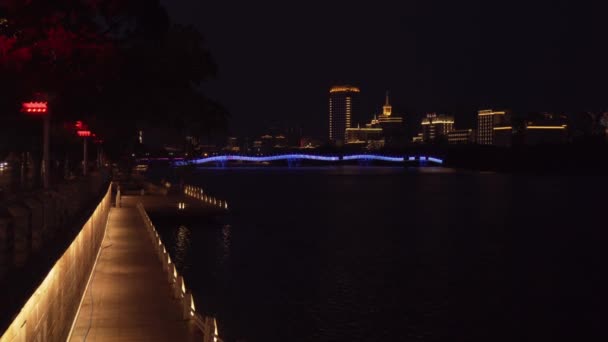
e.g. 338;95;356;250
163;0;608;137
225;84;605;144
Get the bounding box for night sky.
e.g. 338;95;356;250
162;1;608;138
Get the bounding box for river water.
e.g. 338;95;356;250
150;166;608;342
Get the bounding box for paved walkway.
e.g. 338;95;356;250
69;197;201;341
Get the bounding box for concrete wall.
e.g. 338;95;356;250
0;185;111;342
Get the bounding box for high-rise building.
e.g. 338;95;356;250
421;113;454;142
477;109;511;145
329;85;360;144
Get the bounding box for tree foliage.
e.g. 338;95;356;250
0;0;226;156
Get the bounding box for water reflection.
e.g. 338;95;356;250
174;225;191;269
220;224;231;264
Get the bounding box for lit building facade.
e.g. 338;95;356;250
345;126;384;149
421;113;454;142
373;92;405;146
477;109;511;145
329;85;360;144
347;92;404;147
225;137;239;152
522;113;568;145
447;129;475;144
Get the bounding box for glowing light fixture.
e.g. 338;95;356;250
77;130;92;137
526;125;567;130
342;154;404;162
329;86;361;93
21;101;48;114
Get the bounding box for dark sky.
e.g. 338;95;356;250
162;0;608;138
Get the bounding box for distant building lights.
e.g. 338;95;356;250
526;125;567;130
329;86;361;93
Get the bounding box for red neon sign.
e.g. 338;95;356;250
22;102;48;114
77;130;92;137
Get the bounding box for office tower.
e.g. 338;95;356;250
477;109;511;145
329;85;360;143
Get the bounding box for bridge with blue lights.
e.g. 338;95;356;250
171;154;444;167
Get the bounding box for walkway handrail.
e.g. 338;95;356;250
136;203;223;342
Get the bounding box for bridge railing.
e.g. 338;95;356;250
173;153;444;166
183;185;229;210
136;202;223;342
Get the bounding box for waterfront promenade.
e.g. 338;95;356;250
69;196;202;341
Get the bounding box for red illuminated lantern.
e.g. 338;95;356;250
22;102;48;114
77;130;92;137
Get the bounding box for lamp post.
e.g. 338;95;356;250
77;129;92;176
22;101;49;189
93;137;104;168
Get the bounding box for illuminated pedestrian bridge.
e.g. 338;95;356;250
172;154;444;166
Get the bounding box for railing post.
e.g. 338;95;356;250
116;185;121;208
167;262;176;285
174;275;185;299
161;248;169;272
182;291;194;320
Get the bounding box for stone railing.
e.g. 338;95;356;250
136;202;223;342
0;183;112;342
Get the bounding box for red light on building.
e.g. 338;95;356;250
77;130;92;137
22;102;48;114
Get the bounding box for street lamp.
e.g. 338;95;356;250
77;128;92;176
21;101;50;189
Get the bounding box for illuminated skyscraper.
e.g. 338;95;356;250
477;109;511;145
329;85;360;143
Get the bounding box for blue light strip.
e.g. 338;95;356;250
342;155;404;162
181;154;340;165
174;154;444;166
